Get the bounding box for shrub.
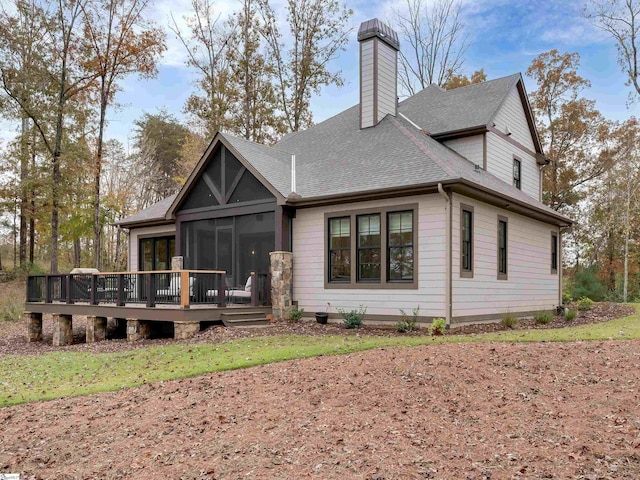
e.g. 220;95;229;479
570;267;607;302
429;317;446;336
562;290;572;305
289;307;304;322
500;312;518;329
565;309;577;322
533;311;552;325
577;297;593;311
338;305;366;329
396;306;420;333
0;296;23;322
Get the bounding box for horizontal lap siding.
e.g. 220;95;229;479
360;41;374;128
486;133;540;200
443;135;484;166
452;194;559;317
377;41;397;119
292;195;447;317
128;225;176;272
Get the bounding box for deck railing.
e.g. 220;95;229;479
26;270;271;308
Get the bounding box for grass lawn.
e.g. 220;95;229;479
1;304;638;407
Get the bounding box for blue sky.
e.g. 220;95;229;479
3;0;636;148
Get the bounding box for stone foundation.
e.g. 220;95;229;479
86;316;107;343
52;314;73;346
126;319;151;342
25;311;43;342
270;251;293;321
174;321;200;340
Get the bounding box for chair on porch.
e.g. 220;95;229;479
206;276;252;304
156;275;194;301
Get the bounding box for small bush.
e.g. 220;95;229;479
565;309;577;322
289;307;304;322
577;297;593;311
0;296;23;322
570;267;607;302
500;312;518;329
533;311;552;325
562;290;572;304
338;305;366;329
396;306;420;333
429;317;446;336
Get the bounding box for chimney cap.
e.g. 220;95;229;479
357;18;400;50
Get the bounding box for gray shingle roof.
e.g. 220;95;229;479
122;73;568;227
399;73;521;135
119;194;177;226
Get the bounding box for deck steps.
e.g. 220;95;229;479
220;311;271;327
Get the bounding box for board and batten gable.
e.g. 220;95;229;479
443;135;484;167
451;193;559;320
292;195;447;318
128;224;176;272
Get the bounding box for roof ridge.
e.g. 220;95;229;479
389;116;458;178
443;72;520;93
222;132;293;157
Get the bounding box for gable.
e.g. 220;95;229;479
491;84;536;151
177;144;274;213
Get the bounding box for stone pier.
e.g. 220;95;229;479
86;316;107;343
174;321;200;340
25;311;43;342
52;314;73;346
270;251;293;321
126;318;151;342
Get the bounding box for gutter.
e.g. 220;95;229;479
437;183;452;328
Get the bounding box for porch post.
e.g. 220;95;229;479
270;251;293;321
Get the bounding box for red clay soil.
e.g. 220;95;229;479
1;339;640;479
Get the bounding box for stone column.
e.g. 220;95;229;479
25;311;43;342
171;256;184;270
127;318;151;342
174;321;200;340
52;314;73;346
270;251;293;322
86;316;107;343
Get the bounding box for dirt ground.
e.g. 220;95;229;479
1;278;639;479
0;340;639;479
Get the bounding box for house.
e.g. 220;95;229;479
119;18;571;326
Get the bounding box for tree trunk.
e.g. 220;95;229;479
29;129;36;266
73;238;81;268
93;94;108;270
19;116;29;268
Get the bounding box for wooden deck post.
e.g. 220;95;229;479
250;271;258;306
180;270;190;308
25;311;43;342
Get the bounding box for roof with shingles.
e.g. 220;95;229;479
118;194;177;226
120;73;568;227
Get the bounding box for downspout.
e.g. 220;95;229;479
559;225;571;308
437;183;452;328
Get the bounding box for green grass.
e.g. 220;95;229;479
1;305;639;407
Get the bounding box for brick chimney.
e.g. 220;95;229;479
358;19;400;129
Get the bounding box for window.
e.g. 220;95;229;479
460;205;474;278
357;214;381;281
551;232;558;274
388;211;414;281
329;217;351;282
513;158;521;190
139;236;175;271
325;204;417;288
497;216;508;280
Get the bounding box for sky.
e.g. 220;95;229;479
2;0;639;149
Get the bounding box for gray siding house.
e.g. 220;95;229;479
120;19;571;326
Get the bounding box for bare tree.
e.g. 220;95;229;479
81;0;165;269
257;0;352;132
394;0;470;96
585;0;640;101
169;0;236;138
